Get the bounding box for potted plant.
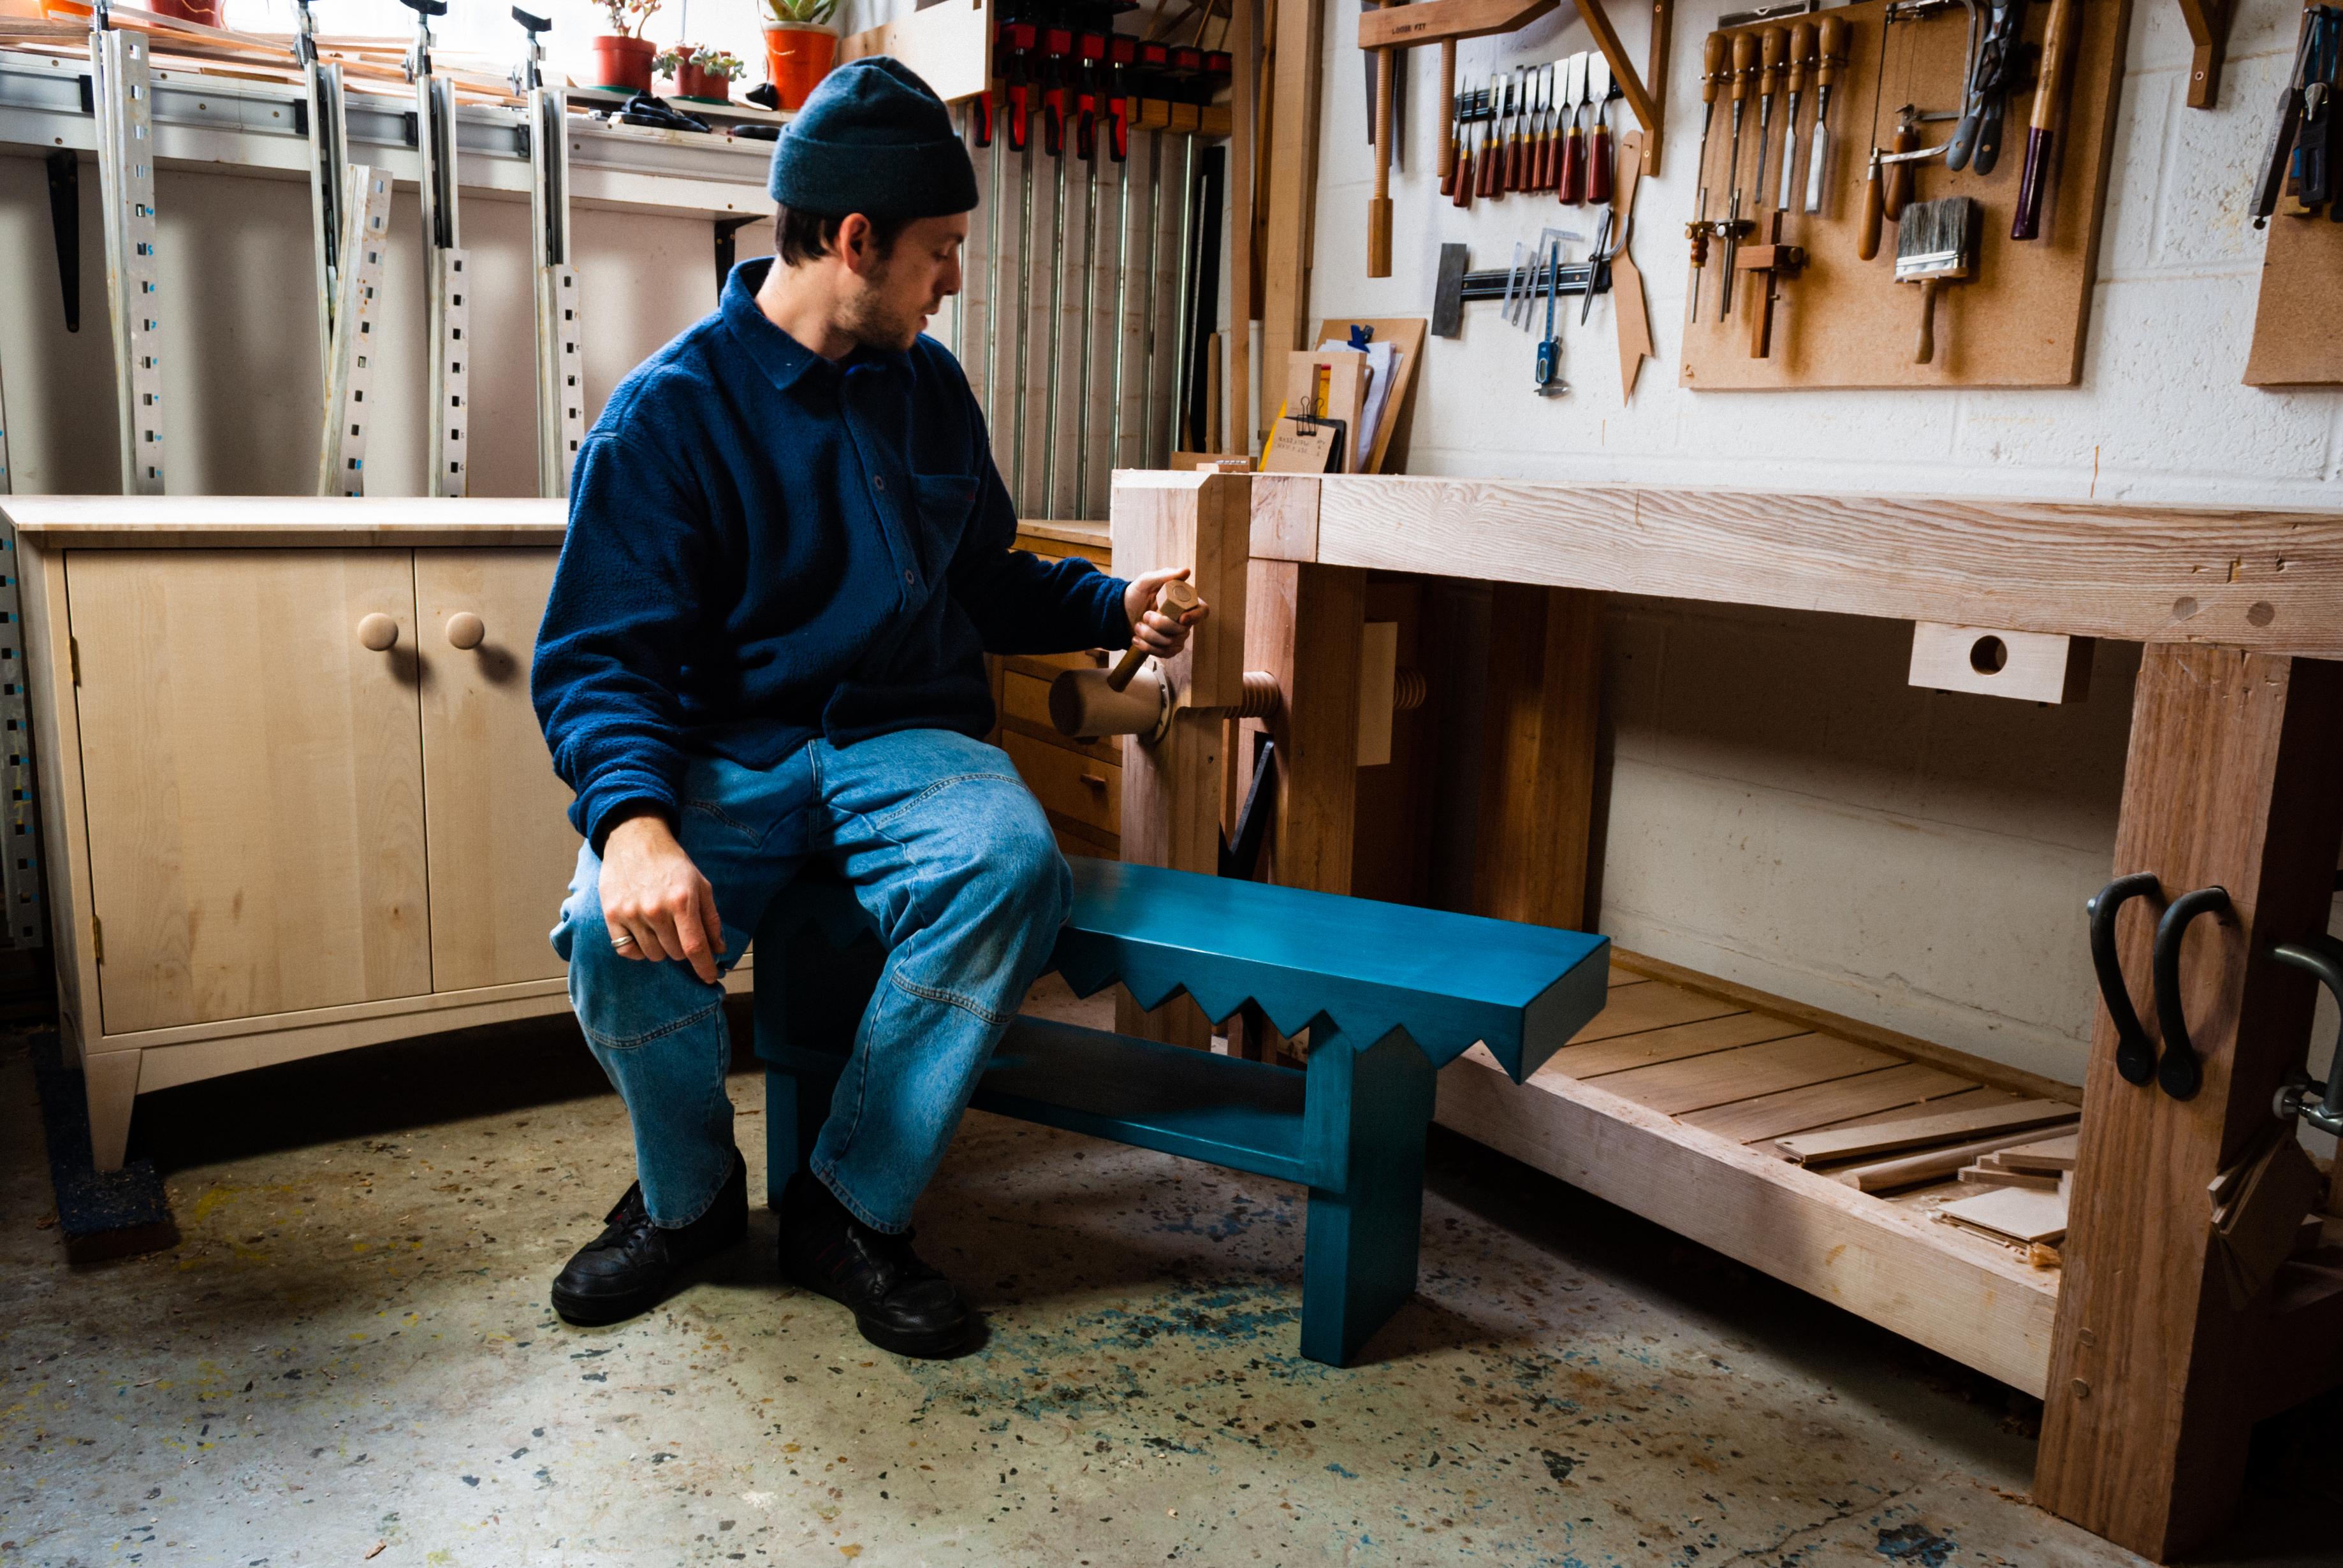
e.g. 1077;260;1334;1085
759;0;840;112
589;0;661;94
659;44;744;105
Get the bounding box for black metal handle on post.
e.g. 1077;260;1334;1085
2266;934;2343;1138
2151;885;2233;1101
2088;871;2160;1086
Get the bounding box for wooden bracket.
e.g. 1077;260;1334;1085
1358;0;1668;173
2173;0;2230;108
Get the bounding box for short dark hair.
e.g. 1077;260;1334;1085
773;205;912;267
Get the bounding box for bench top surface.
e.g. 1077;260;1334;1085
1053;858;1610;1080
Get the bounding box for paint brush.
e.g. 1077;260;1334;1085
1894;195;1975;366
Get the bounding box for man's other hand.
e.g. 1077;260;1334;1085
1123;567;1209;661
599;813;727;984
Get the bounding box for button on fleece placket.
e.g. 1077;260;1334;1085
841;360;921;610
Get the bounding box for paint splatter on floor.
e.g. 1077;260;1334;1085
0;981;2332;1566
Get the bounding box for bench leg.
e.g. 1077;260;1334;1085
762;1066;834;1209
1299;1028;1438;1367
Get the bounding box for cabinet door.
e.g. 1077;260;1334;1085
414;549;580;991
68;549;431;1034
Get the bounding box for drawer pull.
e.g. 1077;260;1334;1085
446;611;486;650
356;613;400;651
1080;772;1107;789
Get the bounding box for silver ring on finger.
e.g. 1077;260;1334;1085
611;931;638;950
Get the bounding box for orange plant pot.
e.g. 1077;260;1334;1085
588;34;656;94
761;22;838;112
670;61;733;103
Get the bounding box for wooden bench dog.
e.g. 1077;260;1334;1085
754;855;1610;1365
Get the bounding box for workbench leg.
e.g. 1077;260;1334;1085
2034;648;2343;1560
1473;584;1603;930
1299;1027;1437;1366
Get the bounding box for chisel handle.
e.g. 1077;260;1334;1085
1588;106;1612;203
1438;39;1457;179
1858;147;1885;260
1369;47;1394;277
1561;113;1584;202
1882;117;1916;219
2011;0;2077;240
1703;31;1728;106
1816;15;1845;92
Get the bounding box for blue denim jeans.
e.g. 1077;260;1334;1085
551;729;1072;1232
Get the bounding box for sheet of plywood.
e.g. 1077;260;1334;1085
1837;1127;2078;1193
2001;1132;2081;1173
1681;1061;1980;1145
1680;0;2131;389
2243;213;2343;387
1780;1098;2080;1164
1544;1011;1811;1079
1599;1034;1901;1117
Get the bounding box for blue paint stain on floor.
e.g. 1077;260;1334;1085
1876;1522;1957;1565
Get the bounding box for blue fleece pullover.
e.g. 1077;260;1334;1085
534;259;1130;849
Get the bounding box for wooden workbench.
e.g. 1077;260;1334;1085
1107;467;2343;1565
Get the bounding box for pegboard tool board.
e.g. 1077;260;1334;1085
2242;219;2343;386
1679;0;2131;391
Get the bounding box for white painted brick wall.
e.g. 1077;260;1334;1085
1306;0;2342;1088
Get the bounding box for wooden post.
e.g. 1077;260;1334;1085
1261;0;1324;365
1111;469;1254;1047
1472;584;1603;929
2034;647;2343;1560
1229;0;1257;453
1250;559;1367;896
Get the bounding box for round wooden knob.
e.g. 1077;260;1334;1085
446;611;486;650
356;613;399;651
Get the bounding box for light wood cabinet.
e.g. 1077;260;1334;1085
68;550;434;1033
3;499;672;1171
416;549;579;991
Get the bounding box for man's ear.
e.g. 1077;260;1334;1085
835;213;876;276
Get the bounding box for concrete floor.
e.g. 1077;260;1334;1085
3;980;2339;1567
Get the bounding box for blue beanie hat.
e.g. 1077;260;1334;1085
767;56;979;218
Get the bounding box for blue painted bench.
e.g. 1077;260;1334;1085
754;855;1609;1366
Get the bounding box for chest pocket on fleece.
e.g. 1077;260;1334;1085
908;473;978;580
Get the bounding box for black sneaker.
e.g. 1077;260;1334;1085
778;1172;976;1358
551;1150;748;1326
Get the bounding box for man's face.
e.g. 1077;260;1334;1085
842;212;967;352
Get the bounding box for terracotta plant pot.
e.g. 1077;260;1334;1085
670;61;733;104
760;21;838;112
588;34;656;94
147;0;221;24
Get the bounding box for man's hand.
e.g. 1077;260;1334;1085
1123;567;1209;660
599;813;727;984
